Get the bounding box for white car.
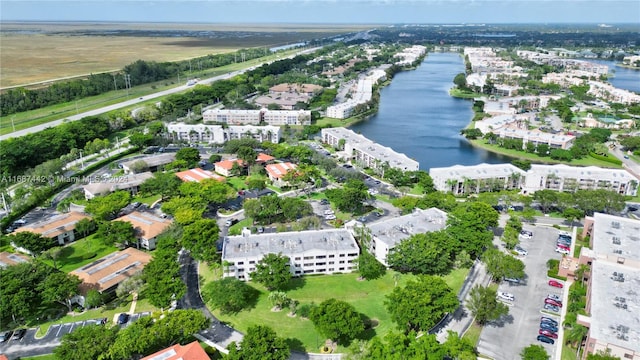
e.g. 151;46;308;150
547;294;562;302
497;291;515;302
325;214;336;220
519;230;533;239
556;247;571;255
515;247;528;256
324;209;335;215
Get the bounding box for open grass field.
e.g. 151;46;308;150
1;22;373;88
40;234;118;273
211;268;469;352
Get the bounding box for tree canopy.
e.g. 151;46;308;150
386;230;454;275
54;324;119;360
483;248;526;280
520;344;550;360
447;202;499;258
202;277;258;314
467;285;509;325
181;219;220;264
250;253;291;291
227;325;290;360
310;298;365;343
385;275;458;333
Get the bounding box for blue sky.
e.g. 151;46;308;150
1;0;639;24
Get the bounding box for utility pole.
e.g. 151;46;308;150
113;74;118;91
79;150;85;170
11;116;15;132
177;70;181;84
124;73;131;96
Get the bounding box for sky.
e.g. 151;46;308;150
1;0;639;24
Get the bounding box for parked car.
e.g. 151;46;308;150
503;277;521;284
519;230;533;239
540;322;559;333
547;294;562;302
324;209;335;215
548;280;564;288
325;214;337;220
225;219;238;227
1;331;13;342
541;317;559;327
537;335;555;345
544;303;560;313
319;199;329;205
257;226;264;233
515;246;528;256
117;313;130;325
11;329;26;341
539;329;558;339
497;291;515;301
544;298;563;307
556;247;571;255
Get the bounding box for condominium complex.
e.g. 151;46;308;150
83;172;154;200
577;213;640;360
523;164;638;196
429;163;638;196
222;229;360;280
14;211;92;246
121;154;176;174
430;163;526;195
326;66;388;119
321;127;419;171
166;123;281;144
363;208;448;266
202;108;311;126
113;211;173;250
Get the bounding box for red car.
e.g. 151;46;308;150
556;243;570;250
539;329;558;339
545;298;563;307
549;280;564;288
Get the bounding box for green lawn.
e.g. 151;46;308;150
42;234;118;273
469;139;623;168
561;344;578;360
462;322;483;347
23;354;57;360
132;193;161;206
212;268;469;352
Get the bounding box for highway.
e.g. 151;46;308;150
0;47;320;141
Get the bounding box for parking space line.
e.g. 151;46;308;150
55;325;65;337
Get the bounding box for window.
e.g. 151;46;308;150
328;261;334;265
249;260;255;264
348;253;358;257
316;262;326;266
339;260;345;264
294;263;301;267
304;269;314;274
295;270;301;274
624;354;633;359
339;267;345;271
328;255;335;258
339;254;346;257
237;261;244;265
239;275;245;279
328;268;334;272
304;256;313;260
304;263;313;267
316;255;326;259
316;268;326;272
249;268;255;272
295;257;301;260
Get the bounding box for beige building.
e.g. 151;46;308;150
175;168;225;183
429;163;526;195
0;252;31;268
121;154;176;174
113;211;172;250
14;211;92;245
265;162;297;187
83;172;154;200
523;164;638;196
71;247;152;294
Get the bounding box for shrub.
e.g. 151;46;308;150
589;152;623;165
297;303;315;319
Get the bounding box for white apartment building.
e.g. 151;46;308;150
321;127;419;171
362;208;448;266
166;123;281;144
326;79;373;119
222;229;360;280
202;108;312;126
523;164;639;196
588;81;640;105
429;163;527;195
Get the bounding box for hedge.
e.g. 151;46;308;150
589;152;623;165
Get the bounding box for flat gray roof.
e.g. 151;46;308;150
122;154;176;169
430;163;526;179
590;260;640;352
591;213;640;260
367;208;447;247
222;229;358;260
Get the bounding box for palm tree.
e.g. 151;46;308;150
565;325;588;348
574;264;590;286
446;178;459;194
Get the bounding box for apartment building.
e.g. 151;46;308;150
265;162;297;187
498;125;575;150
576;213;640;360
141;341;210;360
121;154;176;174
71;247;152;296
0;252;30;268
326;79;373;119
214;159;245;177
429;163;526;195
175;168;225;183
166;123;281;144
222;229;360;280
202;108;312;126
588;81;640;105
83;172;154;200
321;127;419;171
113;211;173;250
523;164;638;196
14;211;92;246
363;208;448;266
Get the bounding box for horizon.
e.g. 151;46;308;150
1;0;639;24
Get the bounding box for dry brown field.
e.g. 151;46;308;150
1;22;374;88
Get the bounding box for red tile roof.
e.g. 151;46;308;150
266;162;297;179
214;159;244;170
175;168;226;182
141;341;209;360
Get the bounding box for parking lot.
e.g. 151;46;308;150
478;225;567;359
0;312;152;358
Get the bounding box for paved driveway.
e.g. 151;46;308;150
478;225;566;359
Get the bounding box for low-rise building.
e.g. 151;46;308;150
265;162;297;187
14;211;92;245
113;211;172;250
175;168;225;183
429;163;526;195
261;109;311;126
321;127;419;171
580;114;635;130
363;208;448;266
121;154;176;174
83;172;154;200
523;164;638;196
141;341;210;360
222;229;360;280
166;123;281;144
576;213;640;360
214;159;245;177
498;125;575;150
0;252;30;268
202;108;311;126
71;247;152;297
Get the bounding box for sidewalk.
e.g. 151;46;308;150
436;262;492;343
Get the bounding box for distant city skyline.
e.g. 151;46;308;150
1;0;639;24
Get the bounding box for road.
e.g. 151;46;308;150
0;47;321;141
